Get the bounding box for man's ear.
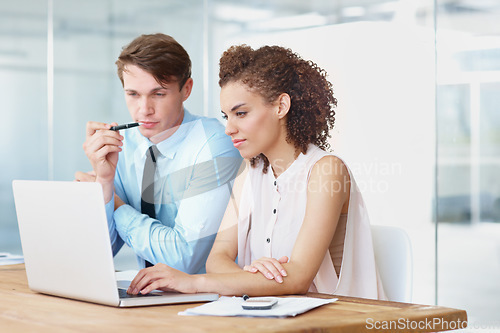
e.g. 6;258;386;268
181;78;194;101
276;93;291;119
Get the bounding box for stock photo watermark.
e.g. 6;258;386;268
366;317;500;332
283;159;404;195
351;160;403;194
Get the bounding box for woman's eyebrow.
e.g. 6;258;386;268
231;103;246;112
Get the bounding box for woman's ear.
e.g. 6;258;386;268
276;93;291;119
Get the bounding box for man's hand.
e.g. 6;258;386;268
82;121;123;202
74;170;96;182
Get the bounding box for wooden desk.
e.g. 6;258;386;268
0;264;467;332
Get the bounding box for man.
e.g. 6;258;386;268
76;33;241;273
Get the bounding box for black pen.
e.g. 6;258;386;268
110;122;143;131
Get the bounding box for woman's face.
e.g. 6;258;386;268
220;82;282;159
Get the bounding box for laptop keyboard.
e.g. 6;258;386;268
118;288;161;298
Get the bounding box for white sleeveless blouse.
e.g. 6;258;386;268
237;145;386;300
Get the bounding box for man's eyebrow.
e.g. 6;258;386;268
124;87;166;93
150;87;167;93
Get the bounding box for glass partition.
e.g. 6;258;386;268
436;1;500;327
0;0;48;254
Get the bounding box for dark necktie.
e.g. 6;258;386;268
141;145;159;267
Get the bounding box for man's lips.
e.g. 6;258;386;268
139;121;158;129
232;139;246;148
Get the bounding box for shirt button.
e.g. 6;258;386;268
274;181;277;186
273;209;276;214
266;238;271;243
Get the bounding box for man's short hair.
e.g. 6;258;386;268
116;33;192;90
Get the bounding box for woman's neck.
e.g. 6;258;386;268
265;141;299;178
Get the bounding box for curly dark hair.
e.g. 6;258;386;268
219;45;337;173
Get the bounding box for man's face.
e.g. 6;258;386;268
122;64;192;142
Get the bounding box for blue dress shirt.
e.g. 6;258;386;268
105;109;242;273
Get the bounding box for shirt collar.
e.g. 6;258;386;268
273;144;314;189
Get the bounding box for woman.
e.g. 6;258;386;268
127;45;386;300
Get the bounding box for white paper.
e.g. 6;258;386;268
179;296;338;318
0;252;24;266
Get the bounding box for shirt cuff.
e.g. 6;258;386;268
104;193;115;224
114;204;140;240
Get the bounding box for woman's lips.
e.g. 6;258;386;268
232;139;246;148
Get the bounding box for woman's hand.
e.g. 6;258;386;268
243;256;289;283
127;263;200;295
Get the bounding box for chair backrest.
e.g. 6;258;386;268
371;225;413;302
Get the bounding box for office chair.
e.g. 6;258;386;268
371;225;413;302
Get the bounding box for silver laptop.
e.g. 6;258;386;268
12;180;219;307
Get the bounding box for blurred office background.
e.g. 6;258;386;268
1;0;499;330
